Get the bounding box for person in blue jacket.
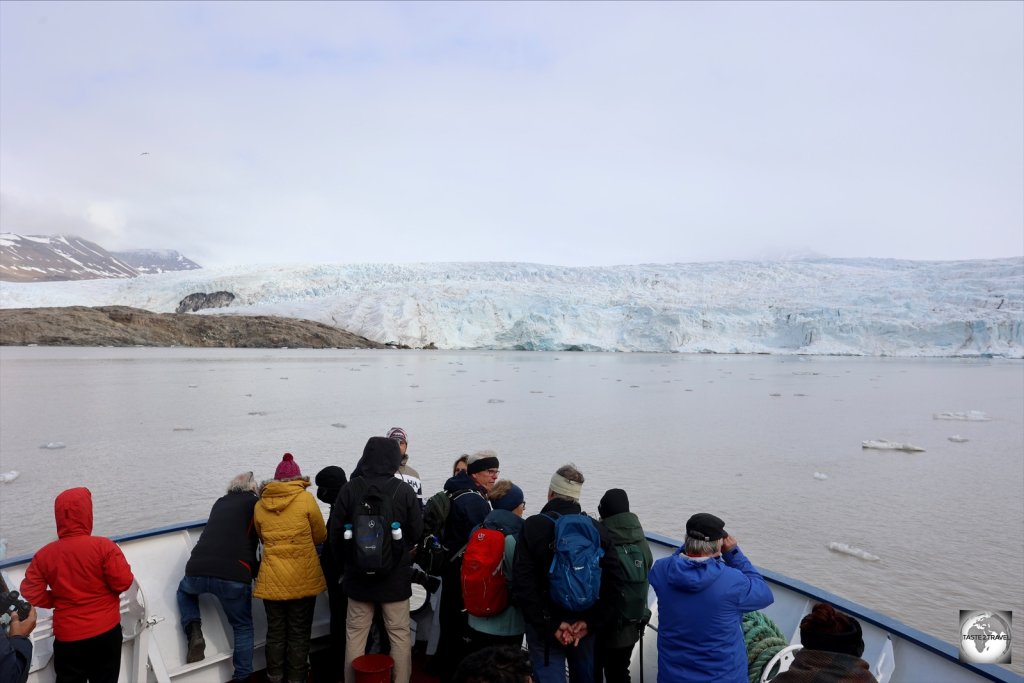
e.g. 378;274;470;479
649;513;774;683
0;605;36;683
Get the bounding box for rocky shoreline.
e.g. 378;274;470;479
0;306;387;349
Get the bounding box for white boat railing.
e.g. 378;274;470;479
2;523;1020;683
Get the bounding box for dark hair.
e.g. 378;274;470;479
453;645;532;683
799;603;865;657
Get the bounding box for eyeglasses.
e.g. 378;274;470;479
485;468;500;476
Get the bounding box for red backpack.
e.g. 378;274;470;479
460;526;509;617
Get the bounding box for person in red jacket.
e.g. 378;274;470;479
20;487;135;683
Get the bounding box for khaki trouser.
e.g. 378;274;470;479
344;598;412;683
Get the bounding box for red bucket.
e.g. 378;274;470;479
352;654;394;683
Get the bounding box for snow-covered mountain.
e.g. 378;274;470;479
0;234;200;281
1;258;1021;357
109;248;201;275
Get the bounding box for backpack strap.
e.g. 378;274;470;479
448;488;481;503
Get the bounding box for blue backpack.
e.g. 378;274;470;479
546;513;604;612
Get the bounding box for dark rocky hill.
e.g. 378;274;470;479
0;306;387;349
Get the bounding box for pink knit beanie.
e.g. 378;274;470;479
275;452;301;480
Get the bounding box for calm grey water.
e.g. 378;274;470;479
1;347;1022;670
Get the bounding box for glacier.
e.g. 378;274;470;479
0;258;1021;357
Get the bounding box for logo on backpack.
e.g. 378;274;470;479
615;542;651;624
350;477;403;575
461;526;509;617
547;513;604;612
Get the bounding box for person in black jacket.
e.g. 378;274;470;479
315;465;348;682
511;464;625;683
330;437;422;683
433;450;498;682
0;605;36;683
175;471;260;683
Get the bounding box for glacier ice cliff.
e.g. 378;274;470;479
1;258;1021;358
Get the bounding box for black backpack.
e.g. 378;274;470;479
417;488;478;575
348;476;403;576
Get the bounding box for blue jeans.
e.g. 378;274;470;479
524;620;595;683
176;575;254;681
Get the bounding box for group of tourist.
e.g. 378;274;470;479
2;426;880;683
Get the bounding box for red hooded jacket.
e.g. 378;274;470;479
20;487;135;641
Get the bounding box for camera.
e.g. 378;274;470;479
0;590;31;632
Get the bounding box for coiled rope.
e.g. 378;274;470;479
743;610;788;683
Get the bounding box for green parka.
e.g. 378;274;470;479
599;511;654;648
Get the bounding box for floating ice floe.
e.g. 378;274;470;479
40;442;66;450
813;472;829;480
948;435;969;443
862;440;925;452
487;398;505;404
0;471;19;483
0;537;6;560
827;542;880;562
933;411;990;421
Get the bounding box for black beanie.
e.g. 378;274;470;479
598;488;630;519
315;466;348;505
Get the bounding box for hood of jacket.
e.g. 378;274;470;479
658;550;727;592
259;477;311;513
539;496;583;517
483;508;524;536
352;436;402;479
784;649;875;681
600;511;646;545
55;487;93;538
444;470;483;494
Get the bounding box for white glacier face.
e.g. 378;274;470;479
1;258;1021;357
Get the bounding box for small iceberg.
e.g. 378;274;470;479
813;472;829;480
862;439;925;452
827;542;880;562
40;442;66;450
948;435;969;443
933;411;990;422
0;471;19;483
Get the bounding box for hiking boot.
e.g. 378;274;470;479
185;621;206;663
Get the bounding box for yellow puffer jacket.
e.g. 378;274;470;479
253;477;327;600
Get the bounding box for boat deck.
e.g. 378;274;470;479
1;522;1020;683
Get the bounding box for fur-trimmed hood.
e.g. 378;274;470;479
258;477;311;513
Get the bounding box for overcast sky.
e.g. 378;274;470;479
1;1;1021;268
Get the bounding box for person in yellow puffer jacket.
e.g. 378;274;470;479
255;453;327;683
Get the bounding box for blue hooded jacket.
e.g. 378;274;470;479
649;546;774;683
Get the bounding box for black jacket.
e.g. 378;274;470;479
511;497;626;642
442;470;491;555
330;437;423;603
316;466;348;585
185;490;260;583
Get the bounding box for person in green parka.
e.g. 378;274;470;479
595;488;654;683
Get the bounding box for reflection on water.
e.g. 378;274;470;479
1;347;1022;670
